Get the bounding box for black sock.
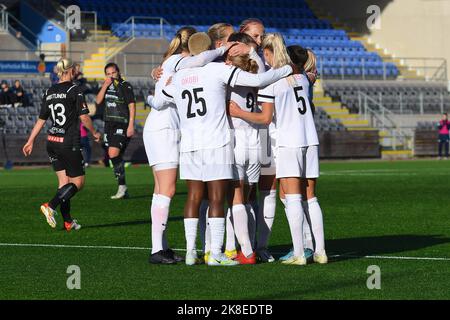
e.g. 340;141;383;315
111;156;126;186
60;199;72;223
48;183;78;210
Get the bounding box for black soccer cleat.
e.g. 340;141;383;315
149;250;177;264
165;249;185;263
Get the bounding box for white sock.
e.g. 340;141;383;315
225;208;236;251
302;200;314;250
308;197;325;255
198;200;209;252
151;194;171;254
256;189;276;249
208;217;225;256
184;218;199;252
285;194;304;258
232;204;253;257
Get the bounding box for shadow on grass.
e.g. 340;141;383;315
83;216;184;229
269;234;450;261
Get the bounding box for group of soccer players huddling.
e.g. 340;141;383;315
23;17;327;267
144;18;327;266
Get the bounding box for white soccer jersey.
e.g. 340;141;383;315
144;54;181;132
154;62;292;152
258;74;319;148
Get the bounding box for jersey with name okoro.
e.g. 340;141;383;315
39;82;89;147
104;79;135;124
162;62;240;152
258;74;319;148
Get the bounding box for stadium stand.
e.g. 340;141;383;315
69;0;398;80
323;80;450;114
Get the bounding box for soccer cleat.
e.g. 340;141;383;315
305;248;314;262
279;248;294;261
203;251;210;264
40;203;57;228
166;249;185;263
224;249;238;259
64;219;81;232
313;252;328;264
185;250;202;266
111;185;129;199
236;251;257;265
256;248;275;263
149;250;177;264
281;255;307;266
208;253;240;266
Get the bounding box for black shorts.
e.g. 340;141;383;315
104;122;130;151
47;142;85;177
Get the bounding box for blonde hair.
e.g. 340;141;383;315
261;33;292;69
188;32;212;56
304;49;317;73
207;23;234;46
163;26;197;62
229;55;259;74
56;58;74;78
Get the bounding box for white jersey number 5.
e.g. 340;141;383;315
49;103;66;126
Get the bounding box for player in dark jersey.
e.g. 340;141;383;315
96;63;136;199
23;58;101;231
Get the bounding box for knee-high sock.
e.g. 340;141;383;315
208;217;225;256
232;204;253;257
308;197;325;255
49;183;78;210
111;156;126;186
225;208;236;251
60;199;72;223
301;200;314;250
151;194;171;254
256;190;276;250
184;218;198;252
285;194;305;258
198;200;209;253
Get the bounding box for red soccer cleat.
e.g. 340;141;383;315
236;251;257;265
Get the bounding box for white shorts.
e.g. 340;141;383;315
260;129;277;176
180;144;234;182
143;129;180;168
233;147;261;184
276;145;319;179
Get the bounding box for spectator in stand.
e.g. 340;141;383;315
50;65;59;85
74;63;90;93
13;80;26;107
438;112;450;159
80;122;92;167
0;81;16;107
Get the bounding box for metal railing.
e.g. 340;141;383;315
358;91;414;150
318;56;447;83
114;52;163;77
1;9;41;50
105;16;171;60
0;4;7;31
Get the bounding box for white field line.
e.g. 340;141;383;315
1;243;449;261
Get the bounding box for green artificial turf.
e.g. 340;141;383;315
0;160;449;300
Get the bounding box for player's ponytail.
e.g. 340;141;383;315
162;26;197;62
247;59;259;74
228;55;259;74
304;49;317;73
261;33;292;69
56;58;74;78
